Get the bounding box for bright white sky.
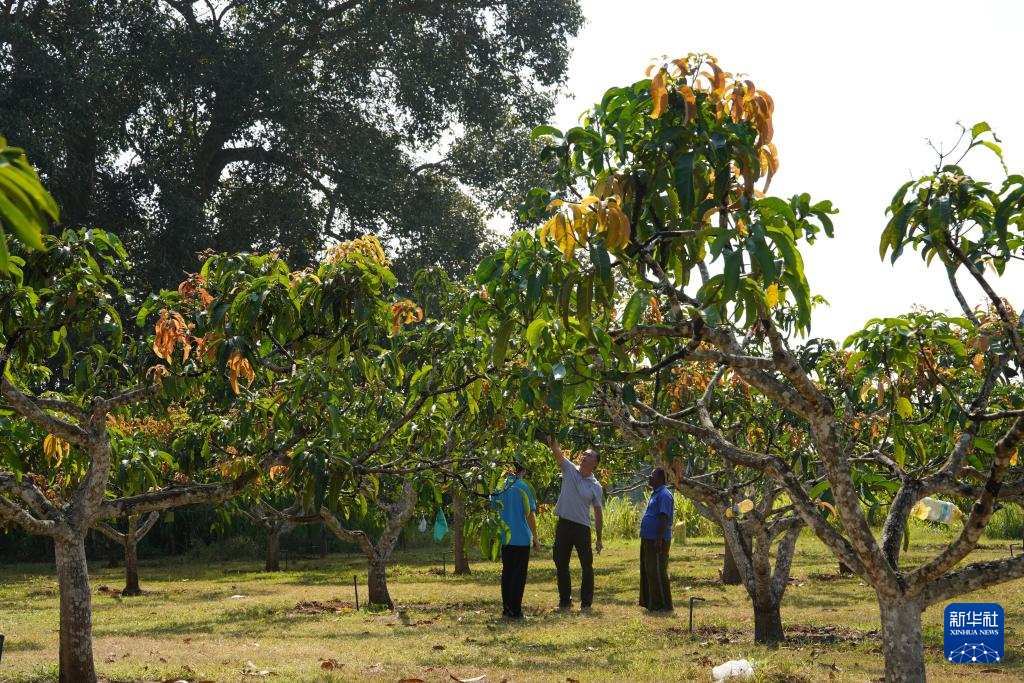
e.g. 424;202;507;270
549;0;1024;342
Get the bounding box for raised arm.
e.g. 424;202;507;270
547;435;567;466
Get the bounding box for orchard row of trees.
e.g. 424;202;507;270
3;49;1024;683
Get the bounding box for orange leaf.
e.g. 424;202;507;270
227;351;255;395
649;69;668;119
677;85;697;126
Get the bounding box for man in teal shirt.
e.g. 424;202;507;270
490;462;540;618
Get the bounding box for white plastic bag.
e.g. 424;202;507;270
712;659;754;681
418;515;428;533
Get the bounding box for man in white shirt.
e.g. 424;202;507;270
546;436;603;610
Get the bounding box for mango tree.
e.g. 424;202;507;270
0;169;405;683
472;54;1024;681
229;267;496;607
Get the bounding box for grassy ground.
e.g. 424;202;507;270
0;527;1022;682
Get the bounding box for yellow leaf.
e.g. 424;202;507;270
606;206;631;250
765;283;779;308
554;213;576;260
971;353;985;371
736;218;748;236
1011;450;1019;466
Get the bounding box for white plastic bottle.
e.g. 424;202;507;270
724;499;754;519
911;497;964;525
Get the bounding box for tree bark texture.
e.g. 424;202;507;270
753;602;784;644
367;554;392;607
266;527;281;572
452;489;470;575
721;538;746;585
123;518;140;597
879;598;926;683
54;538;97;683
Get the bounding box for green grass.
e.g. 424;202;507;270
0;526;1022;682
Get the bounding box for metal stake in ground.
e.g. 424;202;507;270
353;574;360;611
688;596;706;634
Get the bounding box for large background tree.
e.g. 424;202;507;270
0;0;582;288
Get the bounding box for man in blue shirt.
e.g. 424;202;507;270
639;467;673;611
490;462;539;618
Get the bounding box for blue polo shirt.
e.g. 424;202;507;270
490;476;537;546
640;485;674;541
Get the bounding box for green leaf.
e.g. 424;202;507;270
674;152;695;215
525;318;547;348
475;255;501;284
971;122;992;139
723;249;742;301
757;196;797;224
882;200;918;261
809;480;831;500
590;239;613;299
531;125;563;141
558;272;577;331
896;397;913;419
0;191;45;250
973;437;995;455
0;222;10;273
577;275;593;339
491;319;515;366
622;292;646;331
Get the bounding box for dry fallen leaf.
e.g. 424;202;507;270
433;644;446;651
399;679;427;683
450;675;487;683
320;658;340;670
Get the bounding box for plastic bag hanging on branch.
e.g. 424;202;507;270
433;509;449;542
418;515;428;533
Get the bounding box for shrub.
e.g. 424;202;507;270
985;505;1024;540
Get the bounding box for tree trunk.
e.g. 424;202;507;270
266;527;281;572
106;536;120;569
122;517;141;596
753;602;784;644
722;541;743;585
452;490;470;575
878;598;926;683
319;524;327;558
123;540;140;597
838;561;854;576
367;554;392;608
54;537;97;683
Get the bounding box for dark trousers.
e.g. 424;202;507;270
500;544;531;616
639;538;672;611
552;518;593;607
